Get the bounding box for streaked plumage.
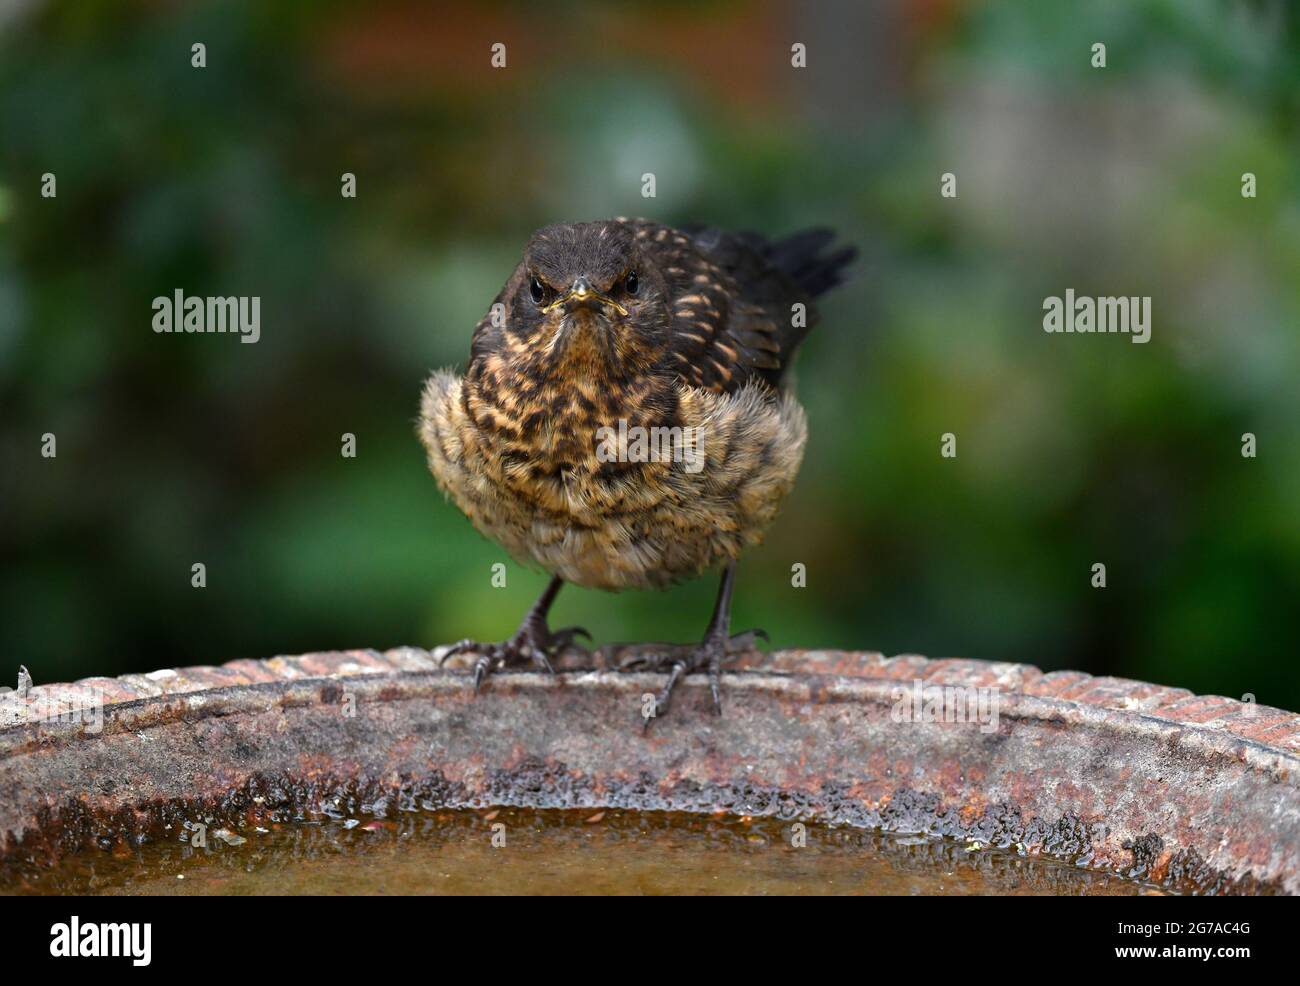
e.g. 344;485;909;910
419;217;854;718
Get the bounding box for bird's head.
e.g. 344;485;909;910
506;220;671;378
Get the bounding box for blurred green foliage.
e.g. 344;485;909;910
1;0;1297;709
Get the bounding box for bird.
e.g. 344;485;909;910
418;217;854;721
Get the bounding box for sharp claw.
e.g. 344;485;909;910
707;648;725;714
442;616;581;689
472;656;492;692
439;639;473;667
642;706;659;734
623;638;748;726
647;662;685;725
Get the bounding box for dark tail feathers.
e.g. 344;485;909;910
767;227;857;298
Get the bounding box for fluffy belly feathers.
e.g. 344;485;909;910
418;370;806;591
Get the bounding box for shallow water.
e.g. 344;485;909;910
3;808;1157;895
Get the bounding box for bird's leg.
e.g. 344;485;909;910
621;563;767;726
439;576;590;690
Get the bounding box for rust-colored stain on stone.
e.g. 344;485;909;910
1;647;1297;894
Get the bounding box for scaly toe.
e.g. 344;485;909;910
618;648;675;672
547;625;592;653
525;645;555;674
439;638;480;667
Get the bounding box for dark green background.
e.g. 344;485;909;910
2;0;1297;709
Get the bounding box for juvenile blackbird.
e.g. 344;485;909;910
419;217;854;720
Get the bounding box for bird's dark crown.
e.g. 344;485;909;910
525;220;640;295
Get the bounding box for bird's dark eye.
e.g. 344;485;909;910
529;276;546;304
624;271;639;296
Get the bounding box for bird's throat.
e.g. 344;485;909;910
547;312;618;377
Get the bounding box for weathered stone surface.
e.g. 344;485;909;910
1;647;1296;893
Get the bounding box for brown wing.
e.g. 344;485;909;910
629;220;855;395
